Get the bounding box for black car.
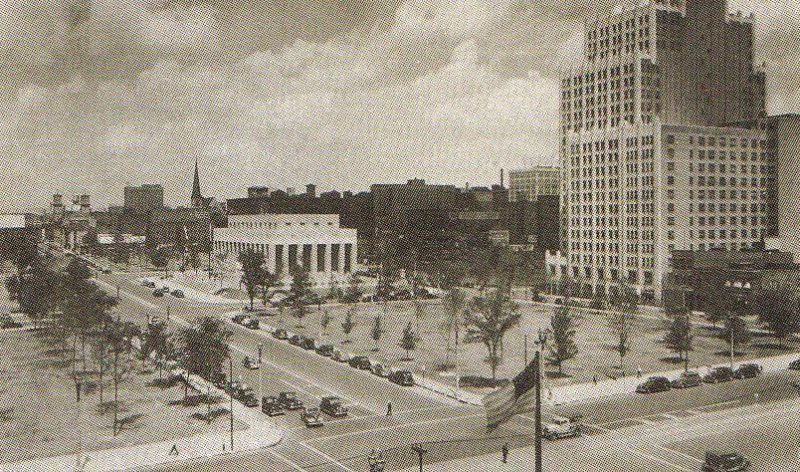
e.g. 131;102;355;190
388;370;415;387
170;289;185;298
704;367;735;384
790;358;800;370
702;451;750;471
301;338;316;350
671;371;703;389
152;289;164;297
231;314;248;324
261;396;285;416
315;344;335;357
349;356;372;370
245;318;260;330
273;328;288;340
733;363;761;379
241;394;259;408
289;335;304;346
0;315;22;329
277;391;304;410
319;396;349;417
636;376;671;394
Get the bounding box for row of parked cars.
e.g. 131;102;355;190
268;326;415;387
636;363;762;394
231;314;260;330
142;279;184;298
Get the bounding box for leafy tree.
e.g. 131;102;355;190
179;317;233;399
720;316;751;356
440;288;467;368
150;247;172;277
319;309;333;336
103;318;139;436
341;306;357;343
238;249;266;310
547;304;579;375
259;269;278;308
327;275;343;301
0;232;39;275
399;322;418;360
17;259;62;327
664;315;693;372
141;321;173;379
370;316;384;352
343;273;363;304
288;265;312;327
608;283;638;371
463;290;522;381
753;286;800;348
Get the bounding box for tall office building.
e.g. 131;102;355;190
124;184;164;213
560;0;772;301
508;167;560;202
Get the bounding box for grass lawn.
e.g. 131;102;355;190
263;298;799;395
0;330;246;465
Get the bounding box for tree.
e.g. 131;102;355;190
463;290;522;381
341;306;357;343
753;286;800;348
327;275;343;302
546;304;579;375
259;269;278;308
288;265;312;327
319;309;333;336
608;283;638;371
343;273;363;303
103;319;139;436
720;316;751;356
238;249;266;310
370;316;383;352
0;231;39;275
179;317;233;399
664;315;693;372
150;247;172;277
399;322;418;360
440;288;467;369
141;321;173;379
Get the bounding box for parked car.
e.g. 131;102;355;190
272;328;288;340
245;318;260;330
261;396;285;416
152;289;164;297
141;279;152;287
315;344;335;357
301;407;324;427
243;356;260;370
636;376;671;394
702;451;750;471
388;370;415;387
0;315;22;329
331;349;350;363
231;314;248;324
349;356;372;370
671;371;703;389
319;396;349;417
301;338;316;350
289;335;304;346
542;415;582;440
704;367;735;384
370;363;390;378
241;394;259;408
170;289;185;298
304;293;322;306
734;363;761;379
277;391;304;410
790;358;800;371
269;292;290;307
209;371;226;389
100;267;112;274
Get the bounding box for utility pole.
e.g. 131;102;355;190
411;444;427;472
258;342;263;402
75;379;83;471
229;355;234;451
534;350;542;472
524;333;529;367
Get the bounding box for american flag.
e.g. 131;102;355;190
483;353;539;428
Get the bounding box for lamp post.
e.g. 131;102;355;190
411;444;427;472
257;342;264;401
229;355;234;451
534;328;550;472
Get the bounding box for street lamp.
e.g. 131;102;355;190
257;342;264;402
410;444;427;472
534;328;550;472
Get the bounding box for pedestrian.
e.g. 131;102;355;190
501;442;509;463
548;389;553;402
169;444;179;456
386;400;393;417
636;366;642;379
593;374;597;385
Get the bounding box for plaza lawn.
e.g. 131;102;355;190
264;298;797;395
0;330;246;465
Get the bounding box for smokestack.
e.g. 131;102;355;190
500;168;505;188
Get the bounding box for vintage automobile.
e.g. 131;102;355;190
243;356;260;370
152;288;164;297
370;363;391;378
319;396;349;417
703;367;735;384
349;356;372;370
301;407;324;427
702;451;751;471
0;315;22;329
671;371;703;389
209;371;226;389
331;349;350;363
289;335;304;346
789;358;800;371
272;328;288;340
733;363;761;379
636;376;671;394
231;314;248;324
315;344;335;357
241;393;259;408
301;337;316;350
261;396;285;416
388;370;415;387
277;391;304;410
542;415;582;440
170;289;185;298
245;318;260;330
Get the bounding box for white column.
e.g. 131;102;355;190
337;244;344;273
310;243;318;273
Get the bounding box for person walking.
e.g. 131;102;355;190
636;366;642;379
501;443;509;463
386;400;393;417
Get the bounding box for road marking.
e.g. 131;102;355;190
303;412;484;443
627;448;694;471
296;441;355;472
269;449;305;471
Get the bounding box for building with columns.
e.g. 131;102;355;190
213;214;358;288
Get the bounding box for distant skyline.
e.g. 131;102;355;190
1;0;799;210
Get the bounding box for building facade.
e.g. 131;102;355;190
560;0;771;301
124;184;164;213
146;207;211;251
508;167;560;202
213;214;358;287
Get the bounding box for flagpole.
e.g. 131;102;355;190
534;350;542;472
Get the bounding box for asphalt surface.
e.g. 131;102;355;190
95;269;800;471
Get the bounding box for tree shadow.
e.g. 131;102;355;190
116;413;146;432
169;394;222;408
190;407;229;423
660;356;684;364
544;371;571;380
459;376;509;389
146;375;182;389
752;342;793;351
98;400;129;415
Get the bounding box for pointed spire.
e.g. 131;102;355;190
191;158;203;206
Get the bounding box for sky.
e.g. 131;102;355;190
1;0;799;210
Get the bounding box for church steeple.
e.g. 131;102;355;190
191;159;203;207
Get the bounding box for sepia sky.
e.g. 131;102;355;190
1;0;799;210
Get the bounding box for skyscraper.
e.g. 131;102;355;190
560;0;772;301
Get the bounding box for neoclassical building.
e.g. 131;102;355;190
213;214;358;287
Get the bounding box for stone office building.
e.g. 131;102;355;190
213;214;358;288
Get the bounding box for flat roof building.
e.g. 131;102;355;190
508;167;560;202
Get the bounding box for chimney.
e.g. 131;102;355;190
500;168;505;188
306;184;317;198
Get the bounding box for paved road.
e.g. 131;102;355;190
95;269;800;471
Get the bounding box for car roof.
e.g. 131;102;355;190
551;415;569;421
